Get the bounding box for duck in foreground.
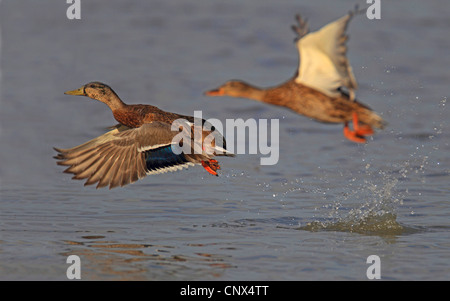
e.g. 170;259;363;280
54;82;234;189
205;7;386;143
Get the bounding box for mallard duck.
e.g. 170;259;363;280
205;8;386;143
54;82;234;189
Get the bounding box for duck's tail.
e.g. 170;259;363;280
356;105;387;130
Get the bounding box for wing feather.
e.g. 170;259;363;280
294;8;361;100
54;121;207;189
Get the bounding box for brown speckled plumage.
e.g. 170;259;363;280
263;80;385;129
54;82;234;189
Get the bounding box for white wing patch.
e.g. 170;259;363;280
294;11;359;100
145;162;196;175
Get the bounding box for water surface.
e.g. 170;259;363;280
1;0;449;280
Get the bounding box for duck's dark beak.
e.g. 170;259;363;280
64;86;85;96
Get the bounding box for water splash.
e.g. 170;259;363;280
301;174;404;236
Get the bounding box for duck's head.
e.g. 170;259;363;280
64;82;120;106
204;80;259;98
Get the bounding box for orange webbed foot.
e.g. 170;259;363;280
344;123;367;143
355;125;374;137
343;112;375;143
201;160;220;176
209;159;220;169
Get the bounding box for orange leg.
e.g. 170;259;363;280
201;159;220;176
343;112;374;143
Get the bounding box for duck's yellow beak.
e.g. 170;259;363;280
64;87;85;96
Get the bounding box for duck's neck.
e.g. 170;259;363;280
234;84;267;102
101;90;127;111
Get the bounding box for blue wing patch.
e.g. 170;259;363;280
144;145;190;173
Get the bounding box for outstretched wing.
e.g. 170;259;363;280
293;8;361;100
54;122;196;189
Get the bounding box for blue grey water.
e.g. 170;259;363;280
0;0;449;280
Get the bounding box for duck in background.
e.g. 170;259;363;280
205;7;386;143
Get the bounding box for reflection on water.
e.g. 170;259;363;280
62;235;234;280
